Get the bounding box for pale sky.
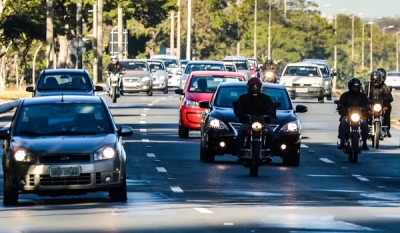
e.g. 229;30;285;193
313;0;400;19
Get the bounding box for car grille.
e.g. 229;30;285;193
293;83;312;87
40;173;91;186
124;78;140;83
228;122;280;135
38;154;91;164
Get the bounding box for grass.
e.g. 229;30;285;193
0;90;32;102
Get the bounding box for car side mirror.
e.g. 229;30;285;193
199;100;210;109
331;72;337;76
181;65;186;69
274;102;281;108
118;126;134;137
295;104;308;113
175;89;184;95
94;86;103;91
151;69;156;73
176;70;182;75
0;129;9;140
26;86;34;92
334;100;340;104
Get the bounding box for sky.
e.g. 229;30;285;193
313;0;400;19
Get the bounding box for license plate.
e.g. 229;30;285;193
125;82;139;87
50;167;80;177
295;88;308;93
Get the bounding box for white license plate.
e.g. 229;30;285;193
125;83;139;87
295;88;308;93
50;167;80;177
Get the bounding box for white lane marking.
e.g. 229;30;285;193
1;123;11;129
154;100;159;103
300;144;308;148
140;129;147;132
352;174;369;181
319;158;335;163
142;139;150;142
162;98;166;100
148;103;153;106
156;167;167;172
194;208;213;214
144;108;149;111
307;174;348;177
147;153;155;157
141;117;146;120
223;223;234;226
141;114;146;117
375;214;400;218
140;121;146;124
170;186;184;193
169;95;173;97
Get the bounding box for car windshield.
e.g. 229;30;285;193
185;63;225;74
284;66;321;77
213;86;291;110
224;60;248;70
188;75;245;93
14;103;114;136
147;61;165;71
36;73;92;91
225;65;236;72
160;59;179;68
120;61;148;71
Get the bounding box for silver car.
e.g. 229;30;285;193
222;56;252;80
119;59;154;96
182;60;227;89
150;54;182;88
147;59;169;94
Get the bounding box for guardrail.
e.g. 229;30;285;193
0;99;21;114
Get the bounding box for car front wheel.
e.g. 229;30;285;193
3;173;18;205
109;172;127;202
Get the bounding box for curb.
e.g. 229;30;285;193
0;99;21;114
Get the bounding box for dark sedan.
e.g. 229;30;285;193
26;69;103;97
0;95;133;205
198;82;308;166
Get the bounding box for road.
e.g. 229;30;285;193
0;91;400;232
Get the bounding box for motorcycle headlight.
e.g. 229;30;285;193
373;104;382;112
251;122;263;131
208;117;229;130
266;72;274;78
94;146;116;161
184;99;198;108
279;121;299;132
13;147;35;162
142;76;150;81
350;113;360;122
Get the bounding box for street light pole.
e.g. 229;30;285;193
177;0;181;59
186;0;191;60
267;0;271;57
253;0;257;58
170;11;175;55
397;32;399;72
361;23;365;69
351;15;355;77
370;22;373;72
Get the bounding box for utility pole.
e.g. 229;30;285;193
284;0;286;18
253;0;257;58
267;0;271;57
93;4;98;83
170;11;175;55
186;0;191;60
396;32;399;72
370;23;373;72
351;15;354;77
118;5;123;59
361;23;365;69
46;0;54;69
333;14;337;90
76;0;83;69
97;0;103;83
177;0;181;59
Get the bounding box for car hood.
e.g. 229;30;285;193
209;107;298;125
35;90;93;97
124;71;150;77
12;134;117;154
279;76;323;84
185;92;214;102
153;71;167;76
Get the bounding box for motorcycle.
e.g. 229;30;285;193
369;99;387;149
107;72;123;103
334;101;363;163
263;70;276;83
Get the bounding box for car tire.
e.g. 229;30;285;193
109;172;127;202
147;89;153;96
163;87;168;94
178;122;189;138
318;97;324;103
200;143;215;163
3;173;18;206
282;148;300;167
327;92;332;100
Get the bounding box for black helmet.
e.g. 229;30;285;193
377;68;387;81
370;70;383;86
348;78;362;92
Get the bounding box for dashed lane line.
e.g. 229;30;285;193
162;97;166;100
319;158;335;163
142;139;150;142
141;114;146;117
168;95;173;97
148;103;153;106
156;167;167;172
140;129;147;132
170;186;184;193
352;174;370;182
140;121;146;124
223;223;234;226
144;108;150;111
194;208;213;214
146;153;155;157
300;144;308;148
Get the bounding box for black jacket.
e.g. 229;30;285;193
261;61;276;71
368;84;393;106
106;62;125;74
338;91;370;117
234;93;276;123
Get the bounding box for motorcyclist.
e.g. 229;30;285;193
368;70;393;137
337;78;370;150
234;78;276;161
261;56;277;83
106;55;125;95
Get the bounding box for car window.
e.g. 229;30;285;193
37;73;92;91
283;66;321;77
14;103;114;136
188;75;244;93
387;72;400;76
225;65;236;72
223;60;248;70
315;64;329;76
213;86;291;110
159;59;179;68
185;64;225;74
120;61;148;71
147;61;165;71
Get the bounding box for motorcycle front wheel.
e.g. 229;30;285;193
349;132;359;163
111;86;117;103
372;121;381;149
249;141;261;177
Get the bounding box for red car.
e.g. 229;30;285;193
175;71;247;138
247;58;259;78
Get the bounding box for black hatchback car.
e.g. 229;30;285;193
26;69;103;97
198;82;308;166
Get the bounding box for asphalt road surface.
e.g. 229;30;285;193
0;90;400;232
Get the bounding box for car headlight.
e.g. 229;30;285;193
142;76;150;81
280;121;300;132
94;146;116;161
208;117;229;130
13;147;35;162
251;122;263;131
373;104;382;112
282;82;292;87
350;113;360;122
311;83;322;87
266;72;274;78
184;99;198;108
